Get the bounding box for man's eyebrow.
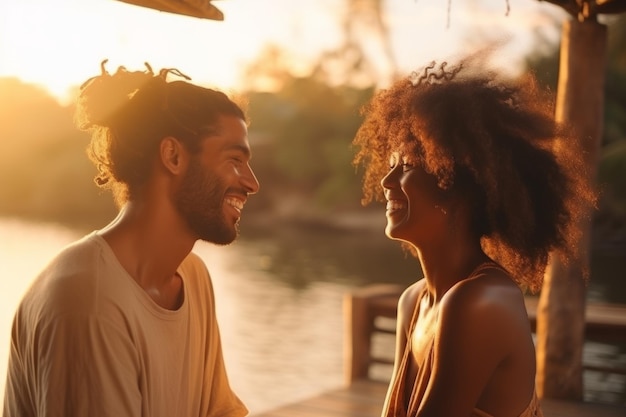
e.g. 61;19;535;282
222;143;251;157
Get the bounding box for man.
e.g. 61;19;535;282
3;62;258;417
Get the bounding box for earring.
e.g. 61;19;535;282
435;205;447;215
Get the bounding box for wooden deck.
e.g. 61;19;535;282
251;285;626;417
252;379;626;417
251;380;387;417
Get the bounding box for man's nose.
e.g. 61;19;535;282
242;164;260;194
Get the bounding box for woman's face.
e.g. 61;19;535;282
381;150;448;247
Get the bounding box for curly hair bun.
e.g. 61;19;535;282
75;60;161;130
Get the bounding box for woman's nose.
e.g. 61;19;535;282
381;167;398;190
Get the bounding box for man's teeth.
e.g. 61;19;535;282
225;198;244;210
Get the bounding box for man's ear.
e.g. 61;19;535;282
159;136;187;175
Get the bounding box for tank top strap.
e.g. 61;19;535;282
381;283;429;417
407;283;430;335
467;260;508;280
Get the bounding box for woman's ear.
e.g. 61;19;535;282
159;136;188;175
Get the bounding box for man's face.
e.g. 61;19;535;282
174;115;259;245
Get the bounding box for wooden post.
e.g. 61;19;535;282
536;19;607;401
344;288;373;384
343;284;405;385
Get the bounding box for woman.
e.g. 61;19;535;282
352;59;595;417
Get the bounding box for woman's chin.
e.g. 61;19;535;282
385;224;404;241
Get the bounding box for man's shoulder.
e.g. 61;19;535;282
179;251;210;279
181;251;215;291
36;232;106;283
19;233;112;315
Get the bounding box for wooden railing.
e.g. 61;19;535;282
343;284;626;384
251;285;626;417
343;284;404;383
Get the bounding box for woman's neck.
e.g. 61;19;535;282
417;242;489;303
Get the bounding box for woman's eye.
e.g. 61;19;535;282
388;159;414;171
401;162;415;171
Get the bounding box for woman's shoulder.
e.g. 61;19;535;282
396;279;428;330
399;279;427;308
440;264;529;333
449;262;522;302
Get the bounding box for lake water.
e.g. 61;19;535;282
1;217;624;412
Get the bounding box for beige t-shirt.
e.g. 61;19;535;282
4;232;247;417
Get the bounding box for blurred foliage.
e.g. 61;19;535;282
599;141;626;216
245;75;373;211
0;72;375;229
0;78;117;229
1;12;626;235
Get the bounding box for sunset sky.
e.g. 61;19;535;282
0;0;566;104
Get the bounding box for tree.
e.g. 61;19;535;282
526;15;626;248
534;0;626;401
330;0;399;85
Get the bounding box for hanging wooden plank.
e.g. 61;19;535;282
115;0;224;20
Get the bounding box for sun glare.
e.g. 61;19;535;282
0;0;563;105
0;0;272;104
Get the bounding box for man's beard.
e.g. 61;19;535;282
174;158;238;245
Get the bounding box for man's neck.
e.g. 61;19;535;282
99;202;195;306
